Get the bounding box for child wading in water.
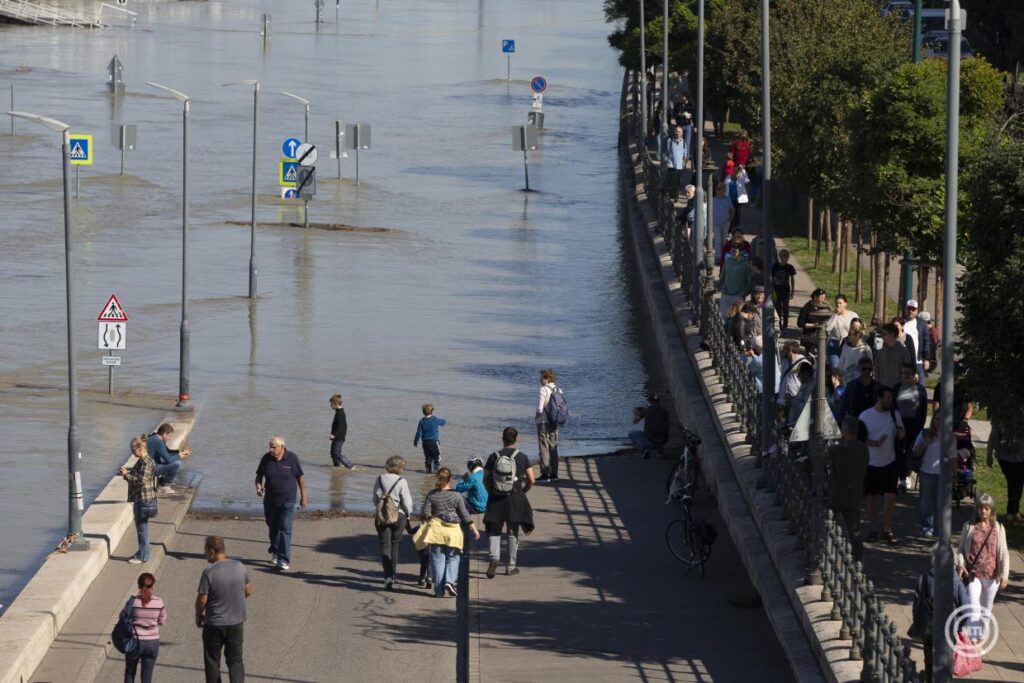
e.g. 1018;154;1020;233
329;394;354;469
414;403;447;473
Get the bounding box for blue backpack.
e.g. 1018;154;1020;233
111;597;139;655
543;386;570;427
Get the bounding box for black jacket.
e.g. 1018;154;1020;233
331;408;348;441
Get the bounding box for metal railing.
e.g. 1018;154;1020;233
624;69;920;683
0;0;101;26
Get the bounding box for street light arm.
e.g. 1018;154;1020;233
7;111;69;132
223;80;260;88
145;82;189;102
280;91;310;106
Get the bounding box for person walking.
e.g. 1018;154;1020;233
837;321;873;386
417;467;480;597
121;435;158;565
728;163;749;228
988;423;1024;523
255;436;307;571
840;357;882;421
536;369;565;481
414;402;448;473
892;365;927;493
873;323;912;389
716;244;753;319
196;536;251;683
828;416;869;561
825;295;858;368
662;125;687;201
860;386;905;545
328;393;354;469
770;249;797;330
902;300;933;381
957;495;1011;641
123;572;166;683
147;423;191;493
483;427;535;578
371;455;413;590
912;416;942;537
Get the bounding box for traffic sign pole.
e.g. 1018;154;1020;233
250;84;260;298
507;55;511;82
179;96;192;409
521;127;529;191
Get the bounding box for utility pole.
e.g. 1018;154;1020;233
901;0;925;314
692;0;705;305
638;0;648;132
760;0;776;459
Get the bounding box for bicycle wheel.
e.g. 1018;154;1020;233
665;517;699;568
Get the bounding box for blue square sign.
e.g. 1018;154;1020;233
502;39;515;54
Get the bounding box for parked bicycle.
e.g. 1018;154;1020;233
664;428;716;576
665;428;703;504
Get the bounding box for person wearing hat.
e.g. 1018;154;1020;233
455;456;488;514
902;300;933;384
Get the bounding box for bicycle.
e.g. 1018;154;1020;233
665;428;702;504
664;429;716;576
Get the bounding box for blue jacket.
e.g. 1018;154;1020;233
146;433;178;465
455;469;488;513
414;416;447;446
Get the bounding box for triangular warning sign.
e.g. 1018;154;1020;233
285;166;297;181
97;293;129;322
70;142;87;159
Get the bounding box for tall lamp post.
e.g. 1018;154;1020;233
692;0;705;306
638;0;648;131
146;82;192;411
901;0;925;313
223;80;260;299
934;4;963;680
760;0;776;457
9;111;88;549
281;91;310;142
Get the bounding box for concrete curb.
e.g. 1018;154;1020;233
0;409;197;683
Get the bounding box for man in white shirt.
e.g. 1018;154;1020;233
902;299;931;383
535;369;561;481
859;385;905;545
913;417;942;537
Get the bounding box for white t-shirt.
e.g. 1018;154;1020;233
859;406;904;468
914;430;942;475
904;318;921;361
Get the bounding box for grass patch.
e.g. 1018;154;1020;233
971;447;1024;554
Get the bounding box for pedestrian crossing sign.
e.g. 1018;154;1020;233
69;134;93;166
280;158;298;187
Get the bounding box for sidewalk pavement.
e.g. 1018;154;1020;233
469;455;795;682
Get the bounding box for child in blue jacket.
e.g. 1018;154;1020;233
455;456;488;514
414;403;447;473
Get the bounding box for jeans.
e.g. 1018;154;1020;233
421;440;441;472
827;338;842;370
263;500;295;564
773;286;791;329
429;544;461;596
329;440;353;468
132;500;157;561
488;523;521;568
154;461;180;486
376;513;406;579
202;623;244;683
124;637;159;683
918;472;939;534
537;423;559;477
998;459;1024;516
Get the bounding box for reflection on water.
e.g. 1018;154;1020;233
0;0;648;605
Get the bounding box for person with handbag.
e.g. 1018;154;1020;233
371;455;413;590
957;494;1011;641
120;435;158;564
123;572;165;683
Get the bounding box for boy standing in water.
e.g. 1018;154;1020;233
329;394;354;469
414;403;447;473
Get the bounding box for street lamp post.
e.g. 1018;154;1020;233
281;91;310;142
223;80;260;298
760;0;776;459
638;0;648;132
902;0;925;313
8;110;88;549
693;0;705;308
661;0;669;139
146;82;192;411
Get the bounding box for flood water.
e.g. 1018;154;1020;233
0;0;655;607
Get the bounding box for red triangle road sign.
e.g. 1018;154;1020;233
97;293;129;322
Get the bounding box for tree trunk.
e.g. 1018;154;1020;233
855;222;863;304
814;206;825;269
845;220;853;273
872;244;884;324
806;195;814;250
837;220;847;294
882;255;891;322
824;207;832;251
918;265;929;312
831;211;841;274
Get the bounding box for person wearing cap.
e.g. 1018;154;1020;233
902;300;933;383
455;457;488;514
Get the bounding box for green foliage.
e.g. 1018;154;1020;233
961;0;1024;73
958;137;1024;428
605;0;699;75
847;57;1004;258
703;0;759;131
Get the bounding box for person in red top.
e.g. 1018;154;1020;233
721;152;735;179
730;130;752;167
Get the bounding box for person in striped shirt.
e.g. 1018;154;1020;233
124;572;166;683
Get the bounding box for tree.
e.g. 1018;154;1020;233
847;57;1004;259
958;136;1024;426
703;0;760;132
961;0;1024;73
604;0;699;76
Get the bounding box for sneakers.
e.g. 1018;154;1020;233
897;478;908;494
549;475;559;482
128;556;143;564
276;561;290;571
507;567;520;576
158;485;174;494
425;577;433;590
417;577;426;588
385;577;394;591
269;550;277;565
444;582;457;597
485;560;498;579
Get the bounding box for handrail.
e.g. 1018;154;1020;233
96;2;137;27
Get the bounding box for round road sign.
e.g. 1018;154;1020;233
295;142;318;166
530;76;547;93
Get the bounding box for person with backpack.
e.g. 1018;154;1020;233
120;572;166;683
414;402;448;473
371;455;413;590
417;467;480;597
536;368;568;482
483;427;535;578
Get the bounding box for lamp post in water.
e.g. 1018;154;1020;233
146;82;192;411
7;110;87;548
281;91;310;142
223;80;260;298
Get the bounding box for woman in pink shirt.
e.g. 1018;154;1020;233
124;572;167;683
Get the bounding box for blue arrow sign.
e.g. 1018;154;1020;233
502;39;515;54
282;137;302;159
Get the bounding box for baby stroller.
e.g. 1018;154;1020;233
952;420;977;507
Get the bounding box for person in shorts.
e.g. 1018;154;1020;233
860;385;905;545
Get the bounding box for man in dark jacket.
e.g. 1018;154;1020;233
829;416;870;560
841;357;882;421
631;394;671;458
903;300;933;383
483;427;535;579
729;303;757;347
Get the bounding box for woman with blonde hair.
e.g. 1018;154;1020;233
120;435;157;564
957;494;1011;640
414;468;479;597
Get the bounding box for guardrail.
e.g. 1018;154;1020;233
625;69;921;683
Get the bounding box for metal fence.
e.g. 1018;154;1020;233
624;70;921;683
